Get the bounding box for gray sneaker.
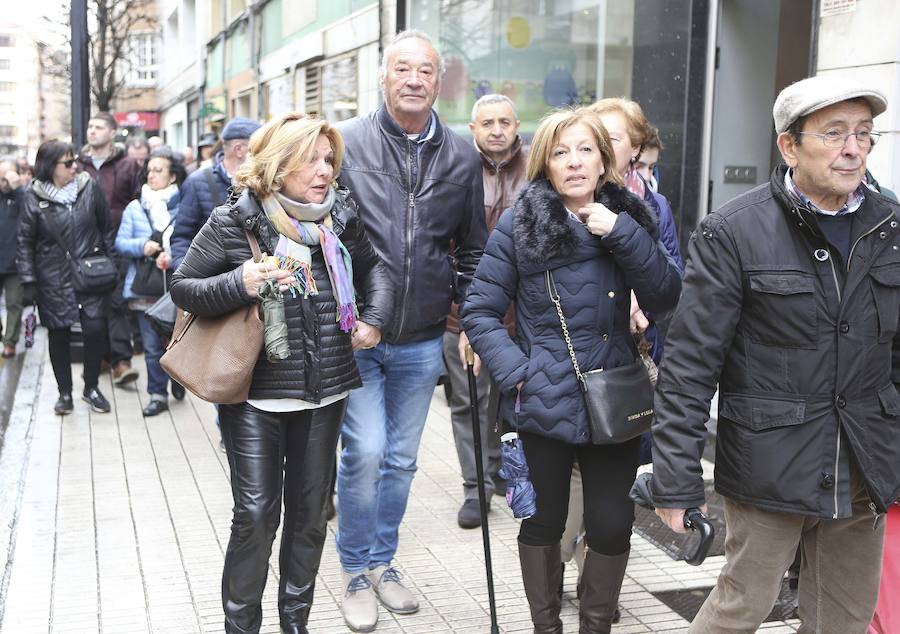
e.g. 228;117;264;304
341;571;378;632
369;565;419;614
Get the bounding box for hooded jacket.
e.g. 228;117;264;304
652;164;900;518
77;144;142;229
16;173;116;329
170;187;393;402
461;179;682;444
336;105;487;344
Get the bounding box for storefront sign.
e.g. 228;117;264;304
114;111;161;129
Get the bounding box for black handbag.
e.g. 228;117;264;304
44;209;117;295
131;206;173;297
145;291;177;339
545;270;654;445
131;256;172;297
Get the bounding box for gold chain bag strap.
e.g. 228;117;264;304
160;230;265;404
545;270;654;445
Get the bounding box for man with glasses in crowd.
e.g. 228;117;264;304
651;76;900;631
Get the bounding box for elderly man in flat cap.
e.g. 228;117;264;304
650;75;900;632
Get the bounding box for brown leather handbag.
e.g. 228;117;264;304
160;230;264;404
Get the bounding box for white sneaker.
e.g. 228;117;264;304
341;571;378;632
369;565;419;614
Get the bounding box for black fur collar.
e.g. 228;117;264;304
512;178;658;264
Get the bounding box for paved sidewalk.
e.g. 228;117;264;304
0;340;800;633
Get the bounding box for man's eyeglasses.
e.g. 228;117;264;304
56;159;76;168
796;130;882;149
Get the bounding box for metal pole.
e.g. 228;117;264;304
465;344;500;634
70;0;91;149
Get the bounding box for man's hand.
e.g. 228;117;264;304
351;321;381;351
655;505;708;534
630;291;649;334
458;330;481;376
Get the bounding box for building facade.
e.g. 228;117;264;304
144;0;898;237
0;21;43;159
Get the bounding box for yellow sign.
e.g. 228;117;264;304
506;17;531;49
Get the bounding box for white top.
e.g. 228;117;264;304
247;391;349;413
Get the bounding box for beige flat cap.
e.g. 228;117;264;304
773;75;887;134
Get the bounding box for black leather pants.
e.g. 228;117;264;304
219;399;345;634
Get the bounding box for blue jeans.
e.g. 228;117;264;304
135;310;172;396
336;336;444;572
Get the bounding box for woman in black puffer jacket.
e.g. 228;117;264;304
17;140;116;415
461;108;681;633
170;113;392;634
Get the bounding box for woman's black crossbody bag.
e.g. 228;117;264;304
545;269;654;445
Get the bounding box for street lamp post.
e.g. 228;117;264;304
70;0;90;149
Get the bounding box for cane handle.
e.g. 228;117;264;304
465;344;475;366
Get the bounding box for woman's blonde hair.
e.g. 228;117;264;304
234;112;344;197
588;97;654;151
527;107;623;190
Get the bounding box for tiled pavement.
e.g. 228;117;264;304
0;335;801;633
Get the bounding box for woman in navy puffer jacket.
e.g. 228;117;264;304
461;108;681;634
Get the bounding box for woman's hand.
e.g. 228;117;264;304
630;291;649;334
143;240;162;256
352;321;381;351
577;203;618;237
156;252;171;270
242;258;293;298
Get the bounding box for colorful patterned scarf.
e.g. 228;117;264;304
260;187;358;332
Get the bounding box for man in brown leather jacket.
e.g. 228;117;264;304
447;93;528;528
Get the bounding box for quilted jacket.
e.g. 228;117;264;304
461;178;682;444
170;186;393;402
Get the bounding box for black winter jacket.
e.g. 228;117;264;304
337;106;487;343
461;179;682;444
170;187;392;402
0;185;25;274
17;173;115;329
170;153;231;270
652;164;900;518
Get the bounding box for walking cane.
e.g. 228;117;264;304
465;344;500;634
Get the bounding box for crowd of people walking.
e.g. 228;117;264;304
1;26;898;634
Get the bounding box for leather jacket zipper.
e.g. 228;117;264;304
395;138;422;337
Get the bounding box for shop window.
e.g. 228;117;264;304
322;56;358;123
409;0;634;133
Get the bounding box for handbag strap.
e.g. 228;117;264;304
545;270;588;390
245;229;262;263
40;205;77;264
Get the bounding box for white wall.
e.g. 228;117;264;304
817;0;900;191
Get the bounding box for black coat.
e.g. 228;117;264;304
0;186;25;274
170;187;393;403
652;164;900;518
17;174;115;329
337;105;487;344
461;179;682;444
